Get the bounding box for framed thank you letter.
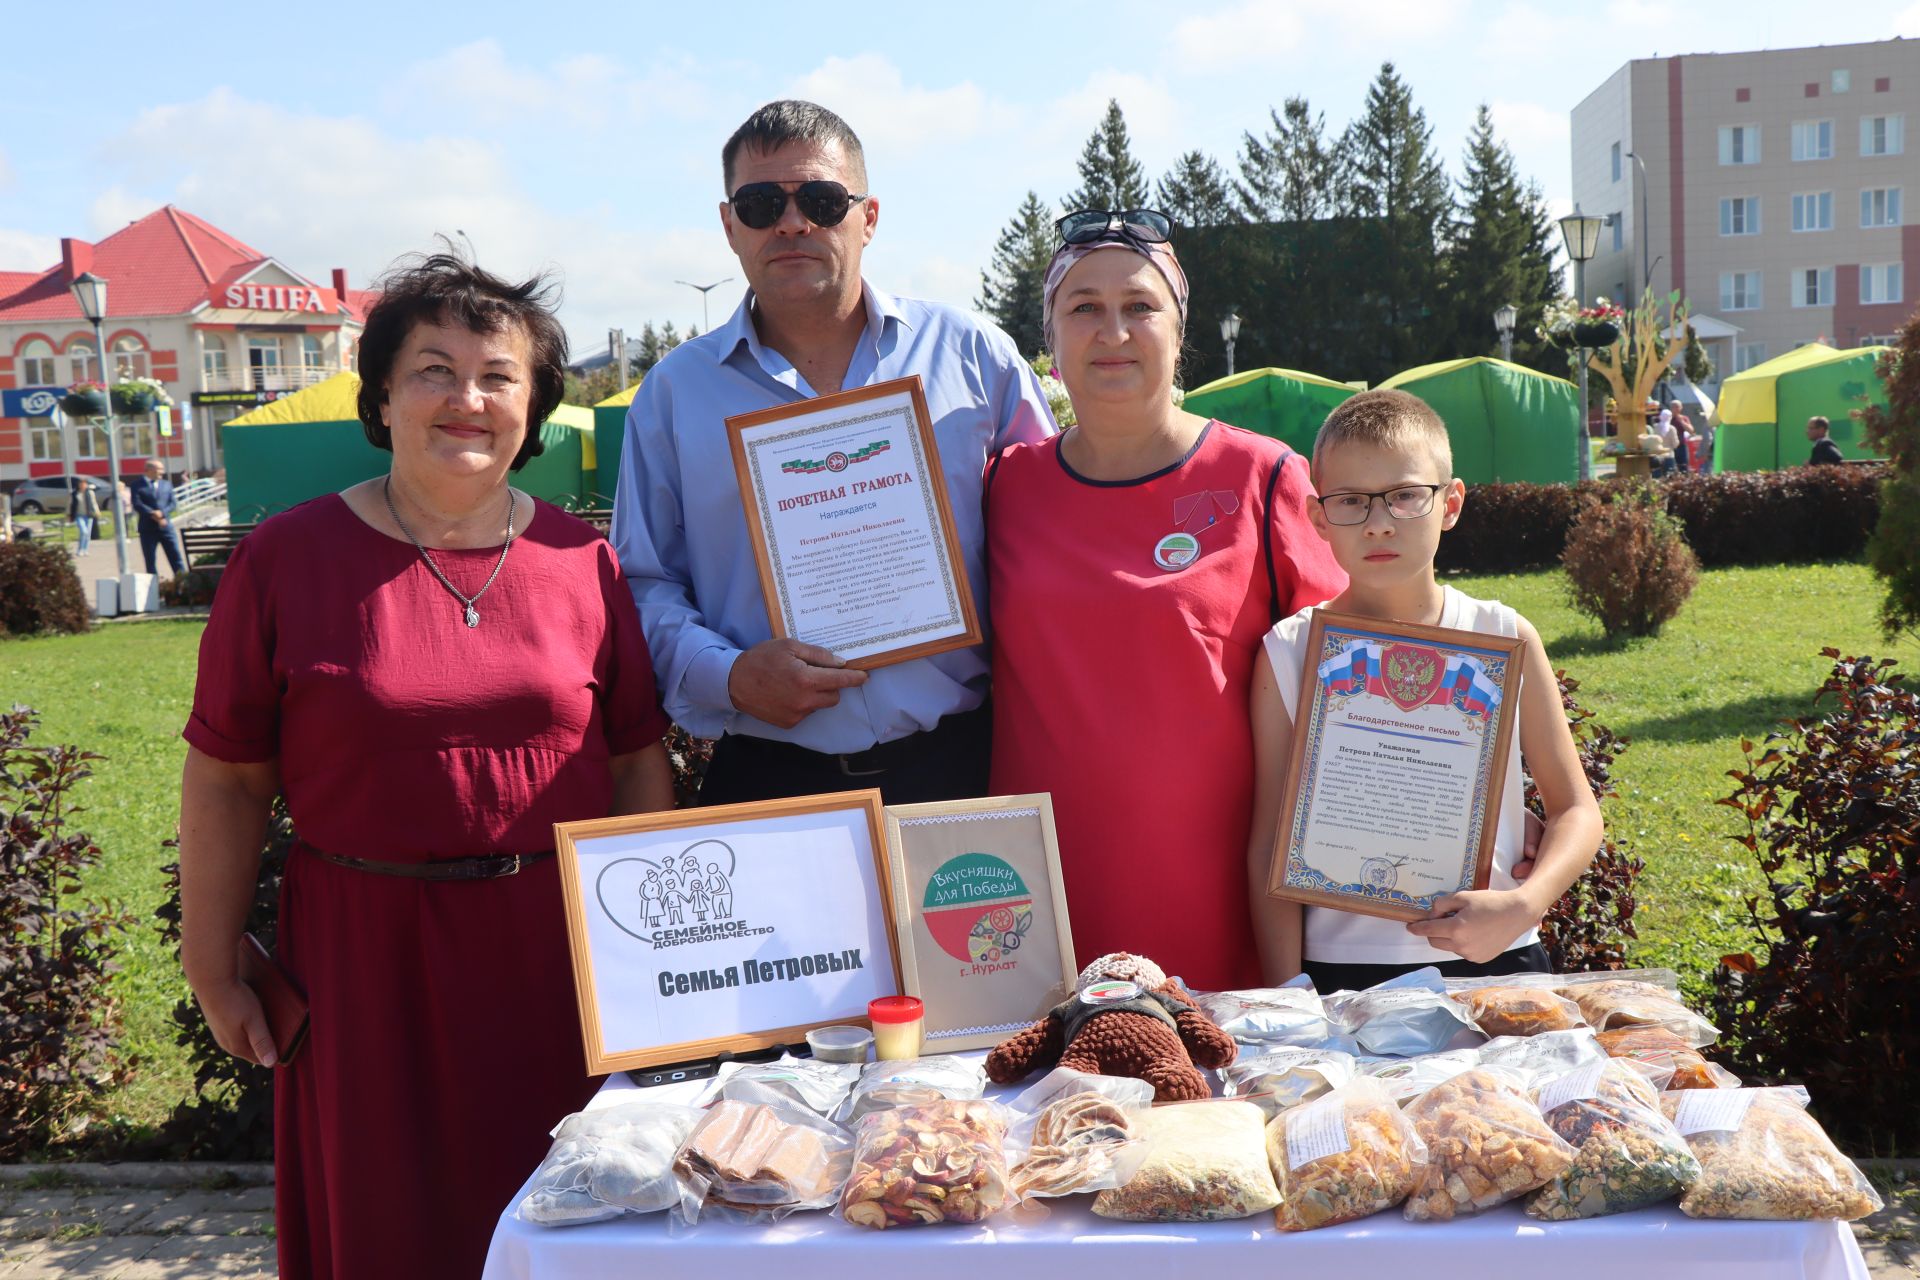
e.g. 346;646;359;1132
1266;611;1525;922
882;796;1077;1053
727;375;983;669
554;792;902;1074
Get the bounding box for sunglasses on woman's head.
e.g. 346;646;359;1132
1055;209;1176;245
728;181;869;230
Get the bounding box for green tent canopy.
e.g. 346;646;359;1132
591;381;642;510
1711;344;1889;471
1377;357;1580;485
1181;367;1360;457
222;371;596;520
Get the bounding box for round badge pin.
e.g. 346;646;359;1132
1153;532;1200;571
1079;979;1142;1006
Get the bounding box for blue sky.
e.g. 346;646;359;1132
1;1;1910;354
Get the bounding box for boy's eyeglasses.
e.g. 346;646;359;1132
1315;485;1446;525
729;181;868;230
1055;209;1175;245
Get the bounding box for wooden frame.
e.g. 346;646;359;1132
1265;611;1525;922
882;795;1077;1053
726;375;983;670
554;791;901;1074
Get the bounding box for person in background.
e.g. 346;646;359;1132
129;458;187;575
1667;399;1693;474
1807;415;1845;466
71;476;98;554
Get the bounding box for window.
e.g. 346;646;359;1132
19;339;56;386
1792;267;1835;307
1833;69;1851;94
1863;263;1904;304
1720;195;1761;235
1735;342;1767;371
26;417;59;461
1719;124;1761;164
1611;216;1623;251
1721;270;1763;311
1791;119;1834;160
1862;187;1904;227
1791;191;1834;231
116;422;155;458
1863;114;1905;156
74;424;108;458
1611;142;1622;182
67;341;99;384
110;336;148;379
202;335;229;382
300;334;326;373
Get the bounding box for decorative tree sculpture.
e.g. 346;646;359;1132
1588;290;1691;450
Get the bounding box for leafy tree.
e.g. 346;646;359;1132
1156;151;1238;229
1856;310;1920;637
1447;104;1564;373
1064;99;1149;212
1235;97;1344;222
976;191;1055;357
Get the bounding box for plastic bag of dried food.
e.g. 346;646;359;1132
1597;1026;1740;1090
1221;1048;1357;1118
1403;1067;1575;1221
1268;1079;1427;1231
1450;985;1588;1038
1555;973;1718;1047
1661;1087;1883;1221
672;1099;854;1223
833;1055;987;1126
839;1099;1013;1228
1525;1059;1699;1220
517;1101;704;1226
1328;973;1486;1057
1006;1073;1153;1200
1477;1029;1609;1089
1092;1101;1280;1222
1356;1049;1481;1105
714;1054;862;1116
1196;978;1334;1048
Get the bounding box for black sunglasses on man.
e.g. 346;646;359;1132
729;180;869;230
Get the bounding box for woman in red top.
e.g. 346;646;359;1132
987;212;1345;992
178;254;674;1280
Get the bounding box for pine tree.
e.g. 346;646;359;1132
1155;151;1238;229
976;191;1055;357
1339;63;1453;372
1448;105;1565;373
633;322;666;375
1064;99;1150;212
1235;97;1344;223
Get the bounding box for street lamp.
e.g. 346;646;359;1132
1220;310;1242;377
676;278;735;332
1623;152;1653;305
1493;303;1518;363
70;271;129;575
1557;207;1606;483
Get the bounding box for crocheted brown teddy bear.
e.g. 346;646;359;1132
985;952;1237;1101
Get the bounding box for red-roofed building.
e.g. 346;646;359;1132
0;205;372;487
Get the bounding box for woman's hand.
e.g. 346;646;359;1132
1404;889;1540;964
192;975;279;1067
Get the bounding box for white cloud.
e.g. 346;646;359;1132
786;54;1017;153
1489;99;1571;151
1173;0;1467;68
382;40;710;131
1484;2;1570;58
1895;2;1920;35
90;188;165;236
1172;0;1307;66
0;227;58;272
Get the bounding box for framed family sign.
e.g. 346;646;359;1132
1266;611;1525;922
882;795;1077;1053
727;375;983;670
553;791;901;1074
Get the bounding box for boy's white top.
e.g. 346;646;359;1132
1260;585;1538;965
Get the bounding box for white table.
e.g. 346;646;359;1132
483;1075;1871;1280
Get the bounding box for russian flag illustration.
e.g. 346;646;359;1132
1444;655;1502;718
1318;641;1383;697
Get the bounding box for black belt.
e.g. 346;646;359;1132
299;843;553;881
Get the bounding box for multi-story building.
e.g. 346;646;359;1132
1572;39;1917;384
0;205;374;487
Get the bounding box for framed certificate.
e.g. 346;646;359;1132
553;791;901;1074
727;376;983;669
1266;611;1525;922
882;795;1077;1053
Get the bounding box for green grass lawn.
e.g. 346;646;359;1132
5;561;1917;1140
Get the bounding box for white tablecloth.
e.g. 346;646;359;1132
482;1075;1870;1280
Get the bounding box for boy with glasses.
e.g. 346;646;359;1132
1245;390;1603;990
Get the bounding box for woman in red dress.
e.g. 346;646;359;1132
178;254;674;1279
987;212;1345;992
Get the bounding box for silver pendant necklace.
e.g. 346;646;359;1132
383;477;517;628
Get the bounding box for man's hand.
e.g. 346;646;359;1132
1405;888;1540;964
727;638;868;729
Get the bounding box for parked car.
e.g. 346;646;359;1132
7;475;117;515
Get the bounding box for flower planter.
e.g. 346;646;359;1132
61;388;108;417
111;388;157;414
1571;320;1621;348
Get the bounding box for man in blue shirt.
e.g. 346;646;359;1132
129;458;187;575
613;100;1055;804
